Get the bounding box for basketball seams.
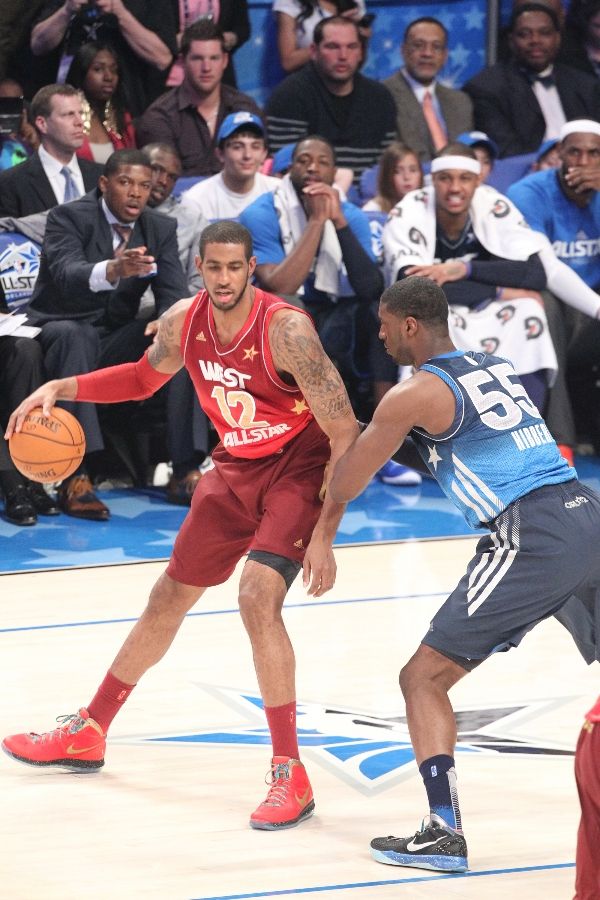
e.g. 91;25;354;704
8;407;86;483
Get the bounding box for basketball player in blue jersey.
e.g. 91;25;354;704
330;275;600;874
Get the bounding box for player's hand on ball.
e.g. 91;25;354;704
5;381;62;439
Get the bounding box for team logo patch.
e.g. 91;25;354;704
525;316;543;339
480;337;500;354
491;199;510;218
116;687;577;795
409;227;426;247
196;331;206;341
450;311;467;330
496;304;516;324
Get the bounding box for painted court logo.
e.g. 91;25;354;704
119;687;577;795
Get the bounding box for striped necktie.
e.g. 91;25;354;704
112;224;132;257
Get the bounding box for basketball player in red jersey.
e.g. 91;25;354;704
3;220;359;831
574;696;600;899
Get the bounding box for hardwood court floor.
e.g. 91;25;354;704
0;540;594;900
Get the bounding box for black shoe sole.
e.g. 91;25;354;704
4;513;37;526
1;743;104;772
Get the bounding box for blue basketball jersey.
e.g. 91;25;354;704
411;350;576;529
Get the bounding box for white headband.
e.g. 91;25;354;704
560;119;600;141
430;156;481;175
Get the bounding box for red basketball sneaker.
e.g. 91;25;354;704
250;756;315;830
2;708;105;772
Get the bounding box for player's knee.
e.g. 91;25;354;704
147;572;201;619
238;588;281;635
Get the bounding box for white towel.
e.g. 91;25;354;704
272;175;351;297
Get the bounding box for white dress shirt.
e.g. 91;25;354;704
38;145;85;204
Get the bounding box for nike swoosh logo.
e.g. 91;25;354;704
405;837;440;852
66;743;103;755
295;787;311;808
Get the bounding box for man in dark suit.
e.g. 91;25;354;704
383;17;474;163
26;148;189;519
0;83;102;218
464;3;600;158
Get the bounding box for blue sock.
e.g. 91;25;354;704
418;754;462;832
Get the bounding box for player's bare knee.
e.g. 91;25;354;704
238;587;282;636
146;572;203;619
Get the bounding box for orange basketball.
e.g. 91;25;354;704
8;407;86;483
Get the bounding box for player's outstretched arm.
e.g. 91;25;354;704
269;309;359;597
330;372;447;503
5;301;191;438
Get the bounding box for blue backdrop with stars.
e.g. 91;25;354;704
236;1;489;107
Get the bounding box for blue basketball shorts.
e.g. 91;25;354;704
423;480;600;668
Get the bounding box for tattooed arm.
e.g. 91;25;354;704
145;298;189;373
269;309;359;596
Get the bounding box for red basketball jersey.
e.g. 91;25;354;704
181;287;315;458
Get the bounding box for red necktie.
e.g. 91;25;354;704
422;90;447;151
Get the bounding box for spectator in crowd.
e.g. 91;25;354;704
574;694;600;900
508;119;600;454
0;84;102;218
464;3;600;158
29;0;177;117
136;20;260;178
24;149;189;519
265;16;396;185
0;336;59;526
0;78;39;172
273;0;370;74
383;18;474;163
65;42;136;165
0;0;47;97
240;136;420;484
143;143;205;293
456;131;498;183
168;0;250;88
531;136;561;170
362;142;423;213
381;143;598;436
180;112;278;222
561;0;600;79
142;141;212;484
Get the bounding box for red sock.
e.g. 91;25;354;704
264;701;299;760
87;671;136;733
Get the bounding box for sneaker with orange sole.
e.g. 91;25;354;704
2;708;105;772
250;756;315;830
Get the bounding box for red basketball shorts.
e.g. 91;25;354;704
167;418;331;587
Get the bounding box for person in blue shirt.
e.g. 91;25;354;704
240;134;422;485
508;118;600;455
330;275;600;874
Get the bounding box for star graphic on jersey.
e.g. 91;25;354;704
117;687;577;795
427;444;442;470
291;398;309;415
242;345;259;361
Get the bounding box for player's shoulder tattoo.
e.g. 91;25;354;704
148;299;190;366
270;310;352;420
